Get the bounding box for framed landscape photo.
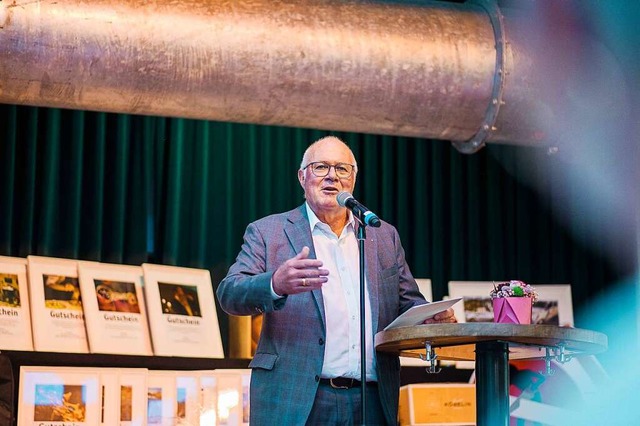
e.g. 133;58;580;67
530;284;574;327
146;370;177;426
447;281;574;326
175;372;200;426
78;262;153;355
0;258;34;350
447;281;499;324
142;263;223;358
27;256;89;353
18;366;101;425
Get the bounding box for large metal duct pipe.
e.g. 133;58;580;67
0;0;603;152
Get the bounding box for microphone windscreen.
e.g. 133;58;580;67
336;191;352;207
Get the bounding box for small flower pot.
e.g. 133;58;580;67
492;297;532;324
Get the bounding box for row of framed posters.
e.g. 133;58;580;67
0;255;224;358
18;366;250;426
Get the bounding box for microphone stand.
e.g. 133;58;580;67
356;221;368;425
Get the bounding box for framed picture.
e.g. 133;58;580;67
78;262;153;355
214;369;251;426
118;368;149;425
27;256;89;353
0;257;34;350
18;366;101;425
142;263;224;358
529;285;574;327
197;370;218;425
175;372;200;426
447;281;574;326
0;255;28;265
146;370;177;426
240;371;250;426
99;368;120;426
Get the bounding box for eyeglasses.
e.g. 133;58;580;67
303;162;355;179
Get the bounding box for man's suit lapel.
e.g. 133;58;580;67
284;205;326;329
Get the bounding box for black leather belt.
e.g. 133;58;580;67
319;377;378;389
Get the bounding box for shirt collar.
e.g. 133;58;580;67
305;202;355;234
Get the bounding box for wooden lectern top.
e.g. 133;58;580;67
375;323;608;361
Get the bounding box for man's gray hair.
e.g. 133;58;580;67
300;136;358;171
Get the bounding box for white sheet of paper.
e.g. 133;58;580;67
384;297;463;330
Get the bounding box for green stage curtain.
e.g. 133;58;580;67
0;103;631;351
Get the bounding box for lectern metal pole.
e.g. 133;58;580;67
475;341;509;426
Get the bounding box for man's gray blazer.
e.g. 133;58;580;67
217;204;427;425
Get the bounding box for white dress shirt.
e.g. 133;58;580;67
305;203;377;382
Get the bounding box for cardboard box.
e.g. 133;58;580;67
399;383;476;425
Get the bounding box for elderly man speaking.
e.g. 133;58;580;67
217;136;456;425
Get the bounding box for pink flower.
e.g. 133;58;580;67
490;280;538;303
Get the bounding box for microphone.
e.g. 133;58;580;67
336;192;381;228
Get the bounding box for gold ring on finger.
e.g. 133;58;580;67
302;278;307;287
